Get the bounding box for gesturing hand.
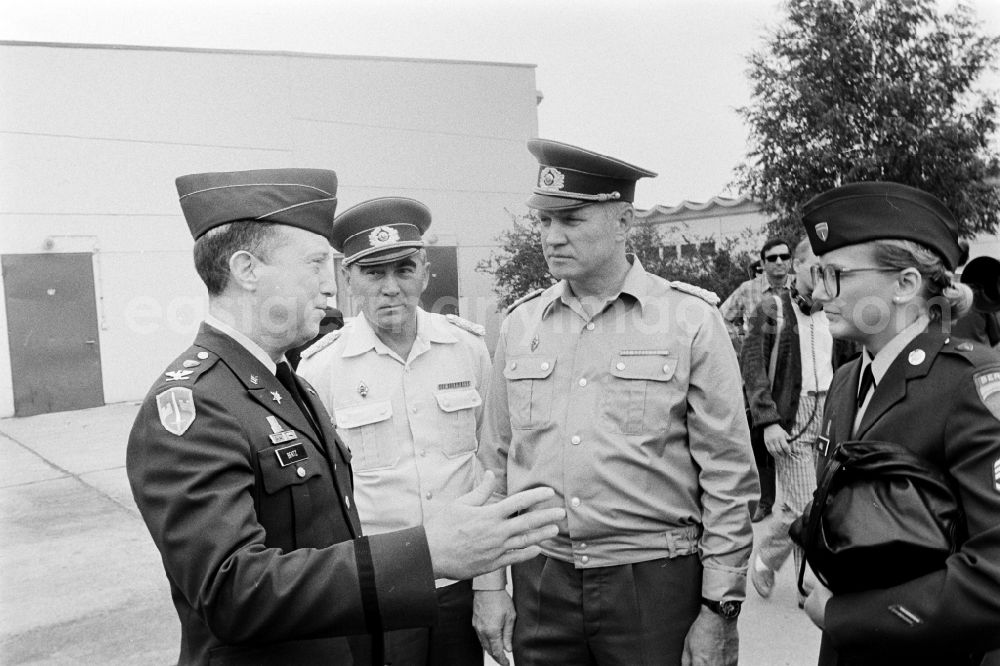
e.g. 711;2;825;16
424;471;564;580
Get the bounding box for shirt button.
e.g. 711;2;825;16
510;361;518;370
570;435;581;445
540;362;550;371
616;362;625;371
586;322;595;331
663;364;671;373
570;497;581;508
578;378;587;387
425;491;433;500
579;542;587;550
296;466;306;478
411;406;418;413
581;555;590;564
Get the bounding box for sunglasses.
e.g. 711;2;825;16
810;265;899;297
764;253;791;263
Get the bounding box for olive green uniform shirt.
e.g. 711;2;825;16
479;258;758;601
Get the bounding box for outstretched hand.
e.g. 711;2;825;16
425;471;564;580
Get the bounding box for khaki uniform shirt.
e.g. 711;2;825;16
479;259;758;601
299;308;502;589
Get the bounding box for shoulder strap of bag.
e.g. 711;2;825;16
768;294;784;391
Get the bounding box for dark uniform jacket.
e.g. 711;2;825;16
814;328;1000;666
127;323;438;666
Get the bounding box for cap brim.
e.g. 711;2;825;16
348;245;422;267
525;193;591;212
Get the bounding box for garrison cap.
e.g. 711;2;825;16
331;197;431;266
526;139;657;211
176;168;338;243
801;181;962;270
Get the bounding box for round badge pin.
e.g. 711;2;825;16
908;349;926;365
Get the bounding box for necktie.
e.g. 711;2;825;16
276;361;321;436
856;363;875;409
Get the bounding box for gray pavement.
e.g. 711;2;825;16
0;403;820;665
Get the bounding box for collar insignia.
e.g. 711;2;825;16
271;390;283;404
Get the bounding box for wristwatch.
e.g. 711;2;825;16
701;597;742;619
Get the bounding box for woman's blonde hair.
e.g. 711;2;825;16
871;239;973;322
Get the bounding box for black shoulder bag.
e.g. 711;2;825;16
789;440;965;595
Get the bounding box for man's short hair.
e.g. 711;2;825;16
760;236;790;260
193;221;285;296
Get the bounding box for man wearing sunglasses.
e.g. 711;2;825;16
720;237;796;522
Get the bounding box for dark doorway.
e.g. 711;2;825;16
3;253;105;416
423;246;460;315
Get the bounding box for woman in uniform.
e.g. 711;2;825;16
798;181;1000;666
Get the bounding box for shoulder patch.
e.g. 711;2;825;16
670;281;720;306
156;386;196;436
505;288;545;315
445;313;486;337
974;368;1000;422
299;329;344;360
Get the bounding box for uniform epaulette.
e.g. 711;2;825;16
445;313;486;336
670;280;720;306
155;347;218;387
505;288;545;315
942;337;1000;366
299;329;344;361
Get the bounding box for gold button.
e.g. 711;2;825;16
578;378;587;387
586;322;595;331
616;362;625;371
579;542;587;550
581;555;590;564
570;497;581;508
570;435;581;445
197;351;209;360
510;361;518;370
663;364;670;373
296;467;306;478
540;362;550;371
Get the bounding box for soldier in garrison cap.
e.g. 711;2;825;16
478;139;759;666
799;181;1000;666
126;170;564;666
298;197;505;666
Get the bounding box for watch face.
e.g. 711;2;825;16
720;601;741;619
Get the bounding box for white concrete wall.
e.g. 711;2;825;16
0;42;539;416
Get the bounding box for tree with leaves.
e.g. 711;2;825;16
736;0;1000;240
476;213;758;310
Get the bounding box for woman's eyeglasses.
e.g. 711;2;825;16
810;265;898;297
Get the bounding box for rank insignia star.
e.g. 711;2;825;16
165;370;194;382
271;391;283;404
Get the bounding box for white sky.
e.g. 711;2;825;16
3;0;999;207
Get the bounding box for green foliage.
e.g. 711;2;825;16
736;0;1000;239
475;214;760;310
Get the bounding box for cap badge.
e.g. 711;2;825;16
538;167;565;192
369;226;400;247
815;222;829;242
908;349;926;365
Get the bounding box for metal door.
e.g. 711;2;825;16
3;253;105;415
422;246;459;315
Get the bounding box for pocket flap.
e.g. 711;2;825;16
610;354;677;381
334;400;392;429
434;388;482;413
503;356;556;380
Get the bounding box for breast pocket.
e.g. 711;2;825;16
600;353;680;435
333;400;398;471
433;388;482;458
503;356;556;430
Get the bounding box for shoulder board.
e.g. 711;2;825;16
155;346;218;388
670;280;720;306
505;288;545;315
444;313;486;337
299;329;344;361
942;337;1000;366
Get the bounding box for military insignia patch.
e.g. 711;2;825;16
369;225;400;247
157;387;196;436
165;369;194;382
974;369;1000;421
538;167;565;191
815;222;829;242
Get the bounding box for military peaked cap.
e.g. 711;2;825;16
176;168;338;243
801;181;962;270
331;197;431;266
526;139;657;211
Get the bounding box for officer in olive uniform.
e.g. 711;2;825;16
127;169;564;666
298;197;507;666
479;140;758;666
800;182;1000;665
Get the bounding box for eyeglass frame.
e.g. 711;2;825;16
763;252;791;263
810;264;899;298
